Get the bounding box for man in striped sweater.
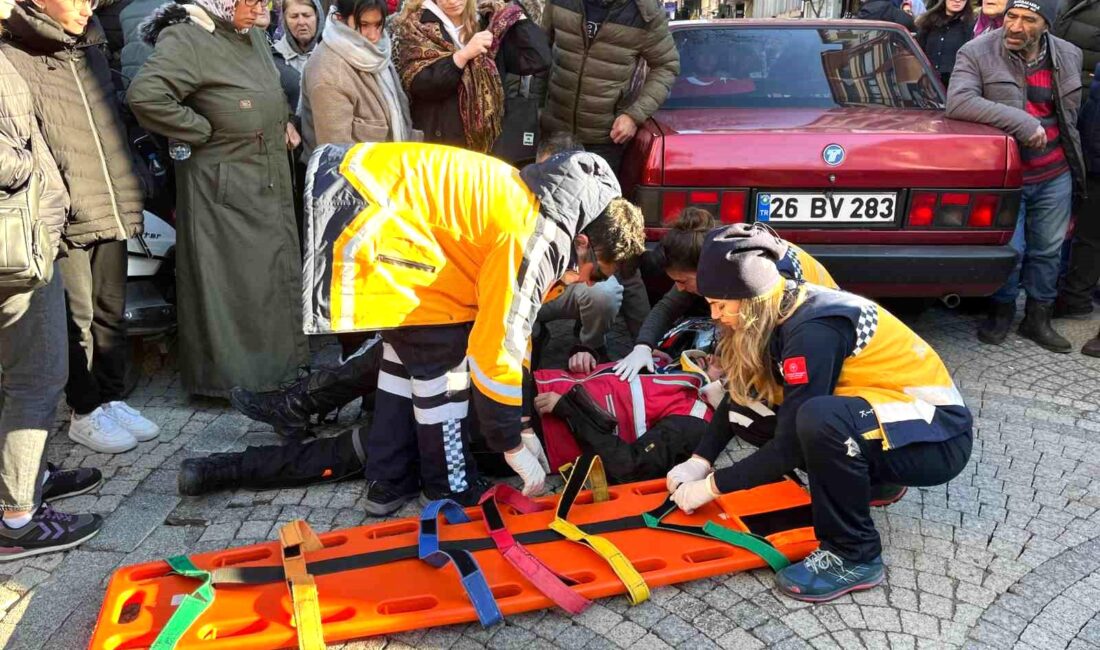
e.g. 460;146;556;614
947;0;1086;353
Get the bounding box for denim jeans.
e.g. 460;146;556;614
992;171;1074;304
0;267;67;511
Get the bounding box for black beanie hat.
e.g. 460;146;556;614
696;224;786;300
1007;0;1055;27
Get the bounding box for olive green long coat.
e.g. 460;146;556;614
128;2;309;397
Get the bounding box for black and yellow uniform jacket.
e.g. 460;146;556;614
302;142;621;451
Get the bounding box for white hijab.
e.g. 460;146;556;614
422;0;465;46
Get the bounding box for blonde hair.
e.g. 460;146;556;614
399;0;479;44
716;281;805;407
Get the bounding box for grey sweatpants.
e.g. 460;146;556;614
0;267;67;511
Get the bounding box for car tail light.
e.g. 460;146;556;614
907;190;1018;230
719;191;747;223
969;194;998;228
908;192;937;227
633;187;749;227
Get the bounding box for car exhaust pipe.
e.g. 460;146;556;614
940;294;961;309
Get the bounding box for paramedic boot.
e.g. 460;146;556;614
774;549;884;602
230;339;382;437
178;454;242;496
1018;300;1072;353
977;301;1015;345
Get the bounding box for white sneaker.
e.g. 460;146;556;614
103;402;159;442
68;407;138;454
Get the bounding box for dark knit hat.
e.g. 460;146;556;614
1007;0;1055;27
696;224;786;300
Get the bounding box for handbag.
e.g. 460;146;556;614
491;94;540;165
0;137;52;290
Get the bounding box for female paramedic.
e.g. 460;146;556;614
665;223;973;602
607;210;838;381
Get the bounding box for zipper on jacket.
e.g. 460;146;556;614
377;254;436;273
571;4;606;135
257;130;274;189
69;56;127;241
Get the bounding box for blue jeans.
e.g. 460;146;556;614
992;171;1074;304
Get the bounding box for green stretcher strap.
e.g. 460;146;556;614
150;555;215;650
642;498;790;572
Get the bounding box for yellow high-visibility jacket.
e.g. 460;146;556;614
786;243;837;290
302;143;621;450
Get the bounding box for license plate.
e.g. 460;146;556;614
756;192;898;223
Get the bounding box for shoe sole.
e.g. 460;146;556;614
869;486;908;508
67;430;137;454
46;476;105;501
977;332;1008;345
364;494;417;517
776;571;885;603
0;526;101;562
1018;330;1073;354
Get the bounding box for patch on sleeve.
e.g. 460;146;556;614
782;356;809;385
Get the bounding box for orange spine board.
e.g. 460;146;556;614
89;479;817;650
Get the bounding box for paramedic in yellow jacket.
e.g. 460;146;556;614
664;224;973;603
302;142;646;512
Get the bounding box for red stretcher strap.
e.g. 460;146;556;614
478;485;592;615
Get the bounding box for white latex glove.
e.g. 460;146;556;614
613;344;655;382
666;455;712;492
505;444;547;497
522;430;551;474
671;475;720;514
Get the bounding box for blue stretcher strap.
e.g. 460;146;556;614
418;499;503;627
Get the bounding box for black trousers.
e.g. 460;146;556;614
364;325;479;495
549;384;708;484
1059;174;1100;310
734;396;972;563
236;425;368;490
57;240;129;415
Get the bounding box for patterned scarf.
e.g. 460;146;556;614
394;3;524;152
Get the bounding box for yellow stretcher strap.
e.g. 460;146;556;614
279;520;327;650
550;455;650;604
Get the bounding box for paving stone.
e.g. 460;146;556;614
652;613;696;645
692;608;735;640
715;628;765;650
86;492;180;553
607;620;647;648
576;603;624;635
751;620;795;645
862;606;902;632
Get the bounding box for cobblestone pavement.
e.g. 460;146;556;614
1;304;1098;650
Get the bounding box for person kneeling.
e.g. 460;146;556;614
666;225;973;603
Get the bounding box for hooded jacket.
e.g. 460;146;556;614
540;0;679;145
1054;0;1100;86
0;3;145;247
272;0;324;74
0;50;69;252
303;142;620;450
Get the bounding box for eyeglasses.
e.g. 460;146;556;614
240;0;265;8
71;0;100;10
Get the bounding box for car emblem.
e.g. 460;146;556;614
822;144;845;166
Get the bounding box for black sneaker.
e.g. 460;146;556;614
0;504;103;561
420;476;494;508
42;463;103;501
364;479;419;516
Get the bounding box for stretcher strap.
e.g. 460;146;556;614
479;485;591;615
419;499;503;627
642;498;791;572
279;520;327;650
149;556;214;650
551;455;650;605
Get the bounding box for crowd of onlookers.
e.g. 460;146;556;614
0;0;1096;561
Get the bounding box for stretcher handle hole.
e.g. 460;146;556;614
115;591;145;624
564;571;596;585
126;564;174;582
366;521;419;539
102;634;154;650
571;491;620;506
321;533;349;549
321;606;357;624
632;558;668;573
490;583;523;599
631;482;668;497
683;546;735;564
213;547;274;568
377;595;439;615
197;618;270;641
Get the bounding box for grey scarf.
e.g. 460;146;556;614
322;8;413;142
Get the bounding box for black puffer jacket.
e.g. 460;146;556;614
856;0;915;30
1;3;144;247
1055;0;1100;87
0;50;68;251
916;14;973;85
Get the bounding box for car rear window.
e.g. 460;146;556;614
665;27;944;110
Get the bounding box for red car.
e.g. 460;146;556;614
621;19;1021;300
